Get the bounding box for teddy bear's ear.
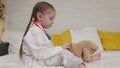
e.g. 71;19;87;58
82;48;91;62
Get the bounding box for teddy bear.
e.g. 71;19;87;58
71;40;99;62
0;1;5;43
0;2;5;20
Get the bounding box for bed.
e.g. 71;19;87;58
0;51;120;68
0;27;120;68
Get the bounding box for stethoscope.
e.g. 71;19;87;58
32;20;51;40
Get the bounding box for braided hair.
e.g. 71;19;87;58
19;1;55;59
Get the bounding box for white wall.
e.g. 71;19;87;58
5;0;120;34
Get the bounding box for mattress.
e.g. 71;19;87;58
0;51;120;68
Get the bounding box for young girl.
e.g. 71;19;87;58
19;1;86;68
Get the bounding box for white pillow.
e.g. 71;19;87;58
70;27;103;51
2;30;24;54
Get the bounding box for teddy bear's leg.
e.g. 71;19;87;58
88;52;101;62
82;48;91;62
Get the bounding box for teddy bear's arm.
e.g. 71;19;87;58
82;48;91;62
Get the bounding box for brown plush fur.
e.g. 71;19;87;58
71;40;99;62
0;2;5;19
0;2;5;43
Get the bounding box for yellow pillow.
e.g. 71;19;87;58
51;29;72;46
98;30;120;51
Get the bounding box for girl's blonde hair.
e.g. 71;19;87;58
19;1;55;59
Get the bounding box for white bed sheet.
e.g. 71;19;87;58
87;51;120;68
0;54;22;68
0;51;120;68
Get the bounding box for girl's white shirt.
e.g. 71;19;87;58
22;22;83;68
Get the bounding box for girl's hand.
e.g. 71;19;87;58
62;43;72;51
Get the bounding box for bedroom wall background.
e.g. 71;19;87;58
5;0;120;34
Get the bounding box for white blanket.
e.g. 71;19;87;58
0;51;120;68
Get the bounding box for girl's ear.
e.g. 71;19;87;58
37;12;43;21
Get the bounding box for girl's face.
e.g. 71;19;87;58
38;9;56;29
